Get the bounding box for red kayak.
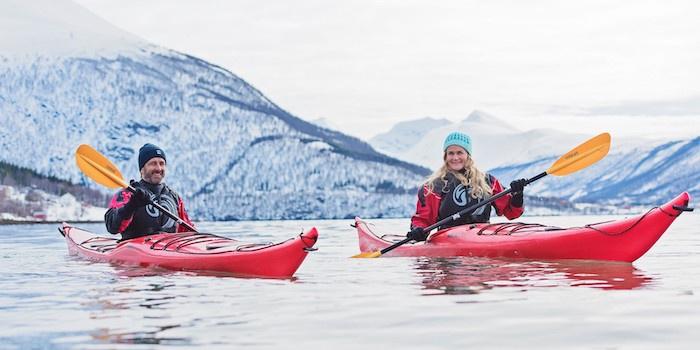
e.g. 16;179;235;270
356;192;692;262
60;224;318;278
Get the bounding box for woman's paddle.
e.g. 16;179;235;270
75;144;198;232
352;132;611;258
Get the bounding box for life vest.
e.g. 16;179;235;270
432;172;493;230
120;182;181;240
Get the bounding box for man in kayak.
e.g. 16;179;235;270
105;143;195;240
408;131;527;241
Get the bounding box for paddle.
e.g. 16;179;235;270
352;132;611;258
75;144;198;232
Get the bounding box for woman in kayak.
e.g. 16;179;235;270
408;131;527;241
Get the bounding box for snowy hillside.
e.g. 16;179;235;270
0;0;142;57
310;118;340;131
0;185;104;222
490;137;700;206
0;0;429;220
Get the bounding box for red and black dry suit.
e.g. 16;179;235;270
105;180;194;240
411;172;524;231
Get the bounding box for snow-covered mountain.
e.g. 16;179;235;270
0;0;142;57
369;117;451;158
0;0;429;220
490;137;700;206
370;110;664;171
370;110;595;170
370;110;620;169
371;110;698;206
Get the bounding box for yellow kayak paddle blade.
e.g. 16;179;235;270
351;251;382;258
75;144;128;189
547;132;611;176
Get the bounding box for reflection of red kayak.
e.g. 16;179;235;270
60;224;318;278
357;192;691;262
415;257;652;293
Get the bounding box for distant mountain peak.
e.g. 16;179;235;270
0;0;146;57
461;110;519;132
392;117;452;130
368;117;454;157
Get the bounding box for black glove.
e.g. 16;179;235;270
406;227;429;242
510;178;527;208
510;191;524;208
510;178;527;194
124;181;150;211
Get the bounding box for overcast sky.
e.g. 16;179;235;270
73;0;700;139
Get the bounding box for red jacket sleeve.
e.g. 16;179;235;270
491;177;524;220
175;197;195;232
410;185;442;229
104;189;135;234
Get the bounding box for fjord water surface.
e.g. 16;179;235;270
1;213;698;349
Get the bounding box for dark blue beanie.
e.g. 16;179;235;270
138;143;166;169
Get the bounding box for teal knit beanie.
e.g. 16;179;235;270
443;132;472;155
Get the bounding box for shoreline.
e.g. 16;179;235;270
0;220;103;226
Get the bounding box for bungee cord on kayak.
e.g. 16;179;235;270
583;202;694;237
150;232;247;252
470;202;695;237
475;223;557;236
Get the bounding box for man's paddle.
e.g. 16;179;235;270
75;144;197;232
352;132;611;258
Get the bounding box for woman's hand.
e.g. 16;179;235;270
510;178;527;193
406;227;429;242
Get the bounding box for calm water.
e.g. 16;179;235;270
1;213;699;349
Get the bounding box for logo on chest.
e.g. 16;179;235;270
452;184;469;206
145;204;160;218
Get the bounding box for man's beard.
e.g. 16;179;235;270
144;170;164;184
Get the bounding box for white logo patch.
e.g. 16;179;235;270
453;184;468;206
146;204;160;218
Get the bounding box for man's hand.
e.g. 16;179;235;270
124;180;151;210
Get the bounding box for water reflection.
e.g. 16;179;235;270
91;325;191;345
414;257;654;295
83;265;268;348
78;269;195;347
110;263;299;281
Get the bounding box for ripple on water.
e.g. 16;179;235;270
0;216;699;349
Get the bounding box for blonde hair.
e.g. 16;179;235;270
424;154;492;199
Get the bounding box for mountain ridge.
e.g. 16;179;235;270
1;50;431;219
0;0;429;220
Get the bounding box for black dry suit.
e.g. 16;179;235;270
424;172;494;230
104;180;187;240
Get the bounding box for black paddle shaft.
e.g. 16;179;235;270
379;171;547;255
126;185;198;232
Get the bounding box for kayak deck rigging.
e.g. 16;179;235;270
356;192;692;262
61;224;319;278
